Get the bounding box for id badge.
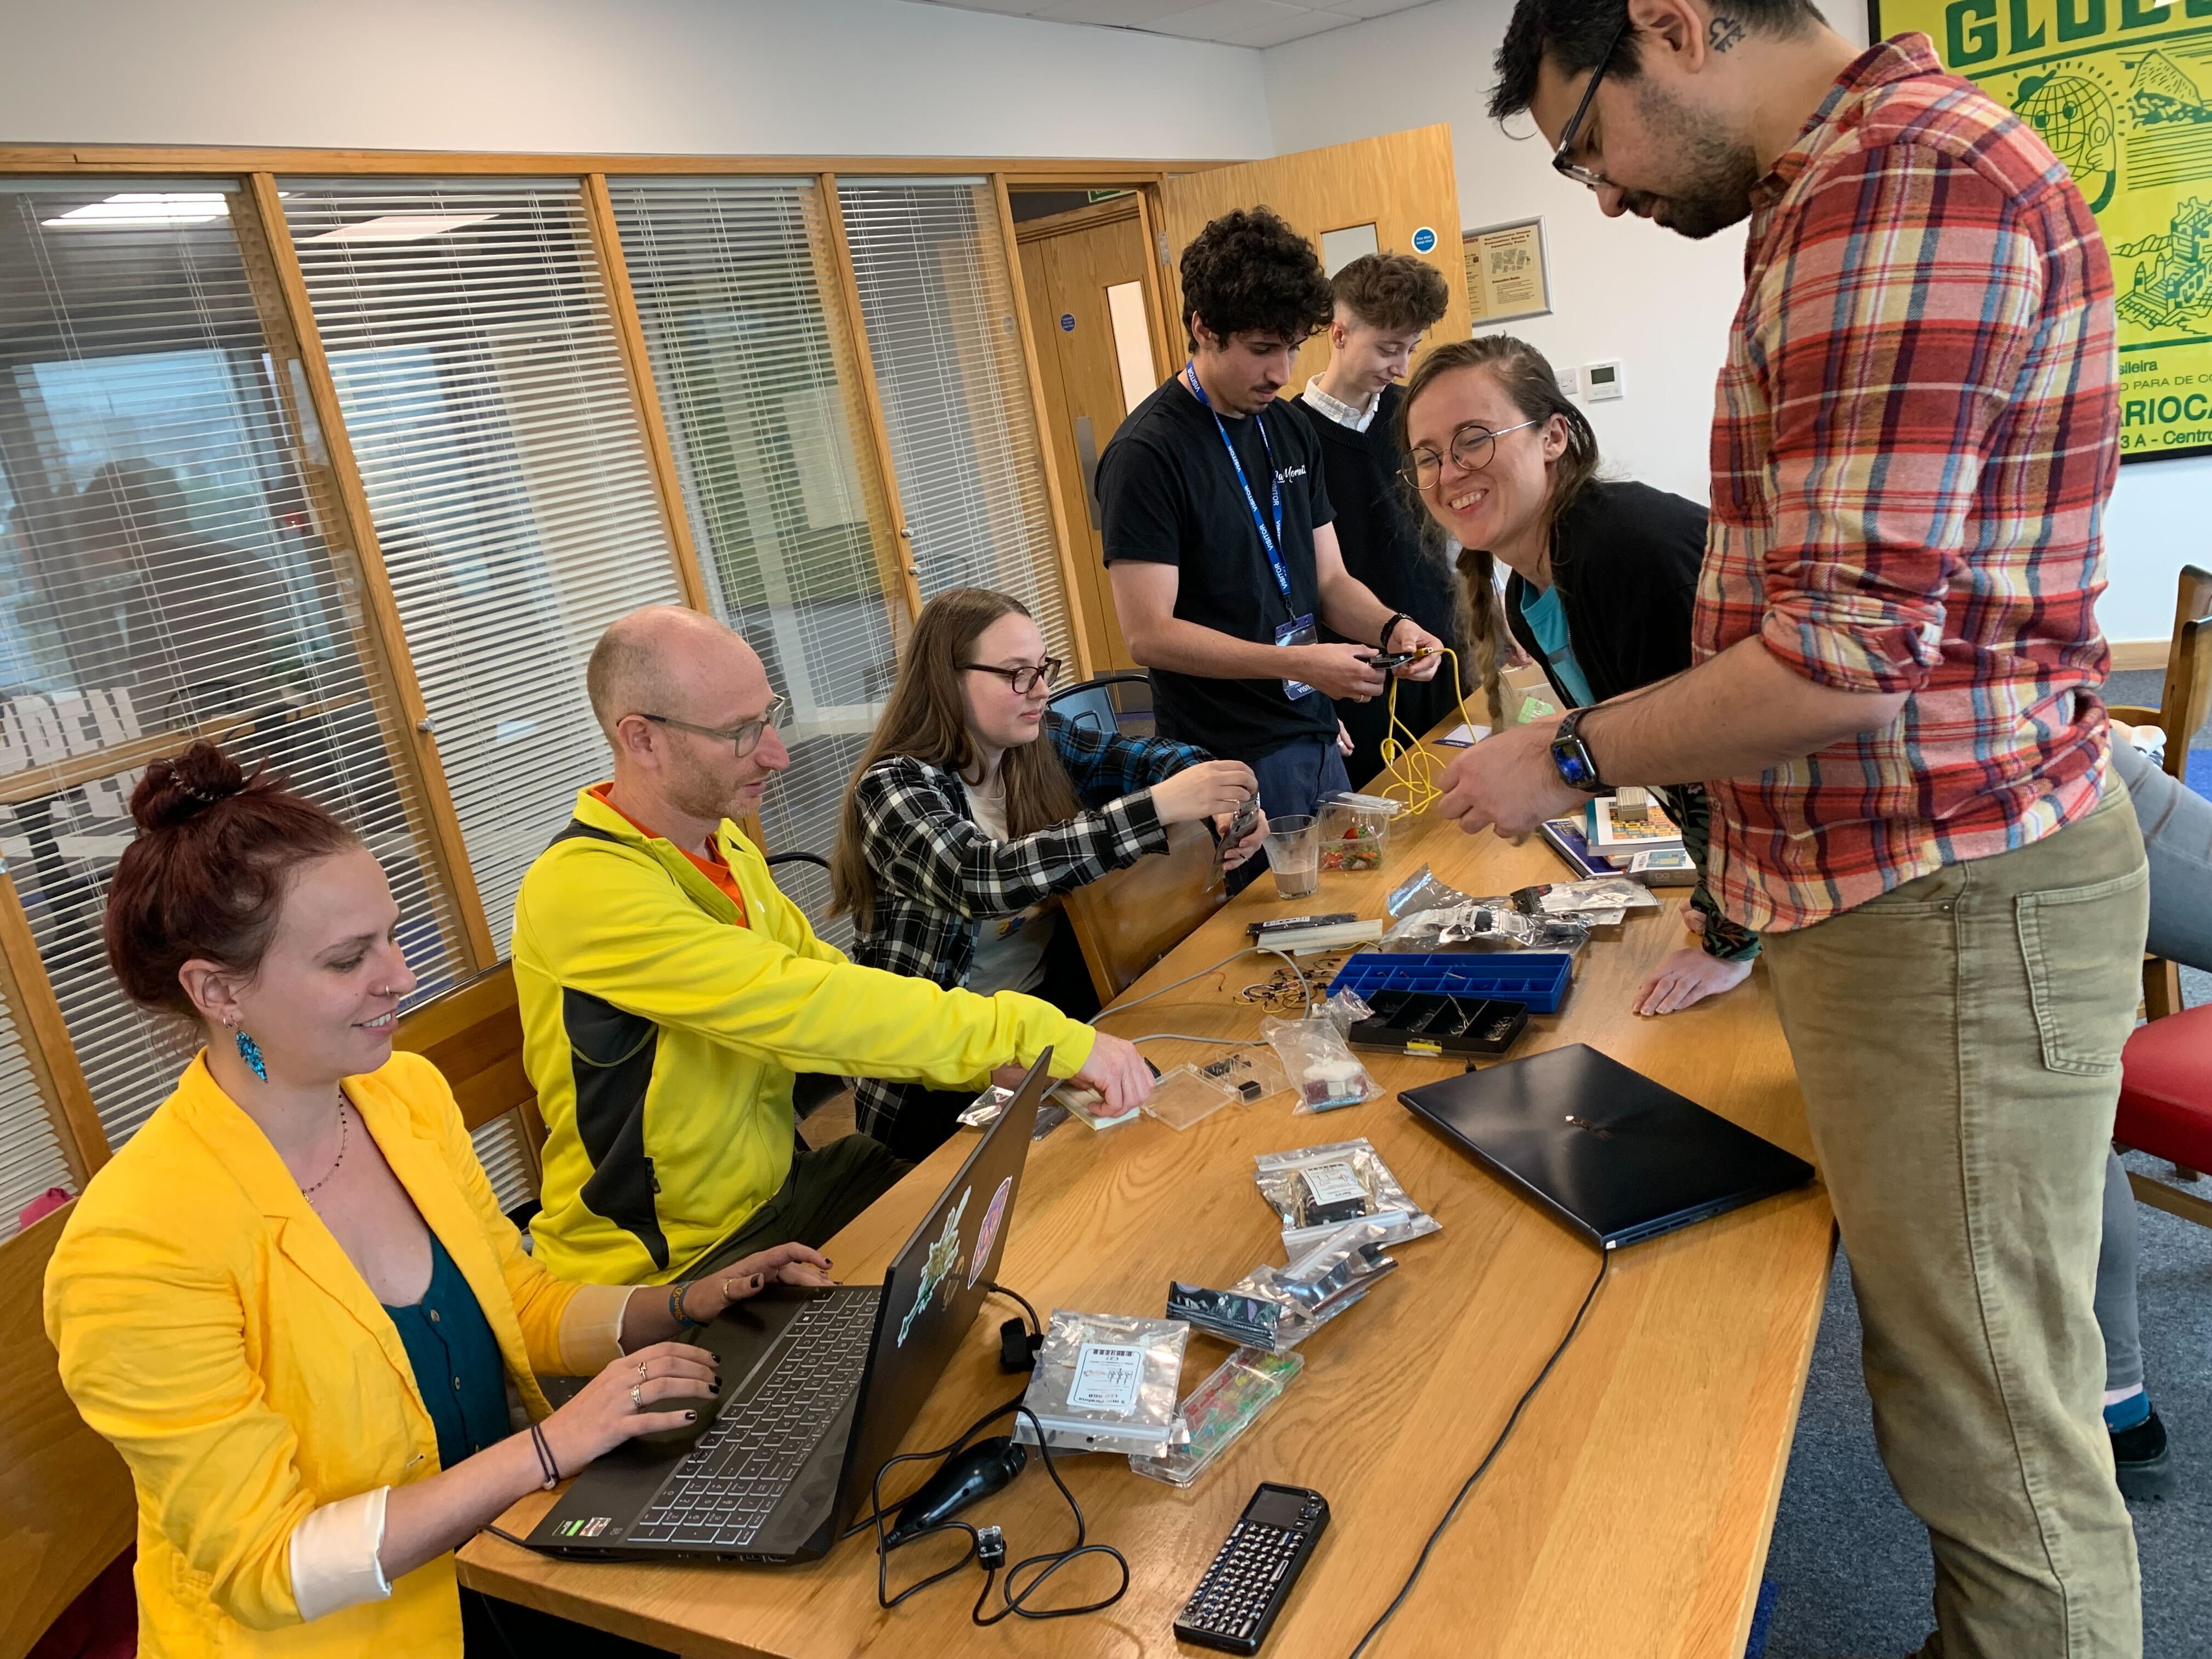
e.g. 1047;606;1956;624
1274;613;1318;700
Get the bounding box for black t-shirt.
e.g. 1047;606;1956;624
1097;375;1338;760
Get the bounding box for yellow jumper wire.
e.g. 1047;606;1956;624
1375;646;1485;815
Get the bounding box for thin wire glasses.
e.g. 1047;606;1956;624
1551;14;1634;190
636;695;789;758
960;658;1063;696
1403;418;1543;489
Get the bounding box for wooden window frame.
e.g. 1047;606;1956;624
0;144;1218;1178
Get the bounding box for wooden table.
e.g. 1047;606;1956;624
460;751;1835;1658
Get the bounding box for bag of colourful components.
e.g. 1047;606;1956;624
1128;1347;1305;1488
1260;1014;1381;1114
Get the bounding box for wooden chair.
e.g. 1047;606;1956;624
2107;562;2211;1022
2106;563;2212;1229
1062;819;1228;1004
0;1202;134;1659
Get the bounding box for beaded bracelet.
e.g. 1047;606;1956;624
528;1420;561;1491
668;1279;704;1331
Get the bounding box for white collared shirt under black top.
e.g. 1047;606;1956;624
1096;376;1338;761
1300;375;1379;432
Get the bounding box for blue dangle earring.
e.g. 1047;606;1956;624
229;1019;269;1083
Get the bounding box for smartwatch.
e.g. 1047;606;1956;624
1549;706;1609;794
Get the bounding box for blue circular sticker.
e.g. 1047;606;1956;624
1410;226;1438;253
1059;313;1076;332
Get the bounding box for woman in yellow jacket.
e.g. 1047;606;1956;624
44;742;833;1658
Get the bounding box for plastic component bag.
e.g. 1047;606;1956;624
956;1085;1016;1130
1319;988;1372;1040
1387;862;1476;921
1142;1063;1238;1132
1128;1347;1304;1488
1261;1014;1381;1114
1254;1138;1442;1254
1167;1220;1398;1351
1016;1311;1190;1458
1512;876;1658;917
1189;1045;1290;1107
1380;901;1590;955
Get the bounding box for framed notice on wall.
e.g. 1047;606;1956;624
1463;218;1551;325
1873;0;2212;462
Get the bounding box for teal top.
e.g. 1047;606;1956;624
382;1231;510;1471
1516;583;1595;709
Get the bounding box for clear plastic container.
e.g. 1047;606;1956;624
1317;792;1402;873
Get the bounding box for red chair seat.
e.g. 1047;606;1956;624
2116;1004;2212;1172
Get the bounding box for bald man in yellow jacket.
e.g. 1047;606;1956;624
514;607;1155;1287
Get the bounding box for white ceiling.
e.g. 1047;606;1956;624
906;0;1432;50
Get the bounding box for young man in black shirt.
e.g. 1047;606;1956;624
1098;207;1443;854
1285;252;1462;788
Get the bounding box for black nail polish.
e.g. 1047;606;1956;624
710;1382;720;1395
685;1411;698;1421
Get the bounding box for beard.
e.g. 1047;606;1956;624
668;749;744;824
1624;82;1763;241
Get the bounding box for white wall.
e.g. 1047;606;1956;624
0;0;1272;162
1261;0;2197;644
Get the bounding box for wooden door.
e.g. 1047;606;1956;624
1018;197;1161;674
1155;125;1471;397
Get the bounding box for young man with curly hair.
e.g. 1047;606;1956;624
1287;252;1461;785
1098;208;1444;850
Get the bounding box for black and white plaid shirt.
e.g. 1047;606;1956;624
848;712;1209;1142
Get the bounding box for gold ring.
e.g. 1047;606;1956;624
636;1358;648;1381
630;1382;645;1410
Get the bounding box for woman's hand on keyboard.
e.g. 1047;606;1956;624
544;1341;722;1470
691;1243;837;1312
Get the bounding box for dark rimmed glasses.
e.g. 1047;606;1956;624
635;694;789;758
960;658;1063;697
1403;418;1543;489
1551;14;1634;190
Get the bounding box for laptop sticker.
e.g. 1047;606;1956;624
582;1517;611;1537
967;1176;1013;1288
898;1186;969;1346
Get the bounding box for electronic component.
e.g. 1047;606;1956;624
1296;1160;1373;1228
1348;992;1529;1058
1173;1482;1330;1654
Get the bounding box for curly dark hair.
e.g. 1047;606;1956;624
1488;0;1820;121
1178;206;1334;349
1333;253;1452;334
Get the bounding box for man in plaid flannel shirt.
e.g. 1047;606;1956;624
1459;2;2152;1653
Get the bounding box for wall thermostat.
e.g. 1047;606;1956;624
1584;360;1624;401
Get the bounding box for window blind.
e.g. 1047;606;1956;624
608;178;903;944
470;1109;535;1220
836;179;1074;665
280;180;685;951
0;179;469;1149
0;991;71;1236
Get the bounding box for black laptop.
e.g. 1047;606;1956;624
1400;1043;1815;1250
524;1054;1047;1563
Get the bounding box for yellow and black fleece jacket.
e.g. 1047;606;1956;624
511;787;1097;1285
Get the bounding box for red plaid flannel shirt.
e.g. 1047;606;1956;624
1697;34;2119;933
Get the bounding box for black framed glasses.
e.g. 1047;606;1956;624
960;658;1062;696
635;694;789;758
1552;14;1633;190
1403;418;1543;489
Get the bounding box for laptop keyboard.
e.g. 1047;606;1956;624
624;1288;878;1551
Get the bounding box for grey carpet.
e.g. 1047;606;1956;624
1763;672;2210;1657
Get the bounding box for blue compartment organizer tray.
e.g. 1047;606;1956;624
1327;951;1574;1015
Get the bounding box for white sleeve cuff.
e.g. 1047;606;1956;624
558;1282;640;1373
289;1487;392;1622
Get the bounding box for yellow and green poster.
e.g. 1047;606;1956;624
1875;0;2212;459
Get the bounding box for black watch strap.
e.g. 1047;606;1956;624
1379;612;1410;652
1551;706;1609;794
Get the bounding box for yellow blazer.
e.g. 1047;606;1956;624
44;1049;628;1659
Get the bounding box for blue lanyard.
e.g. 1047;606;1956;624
1184;362;1291;601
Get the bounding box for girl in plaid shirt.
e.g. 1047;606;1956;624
830;588;1265;1158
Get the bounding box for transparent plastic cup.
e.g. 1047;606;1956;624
1266;815;1321;899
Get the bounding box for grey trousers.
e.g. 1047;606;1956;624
2091;738;2212;1394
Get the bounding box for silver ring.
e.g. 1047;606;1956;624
636;1358;649;1381
630;1382;645;1410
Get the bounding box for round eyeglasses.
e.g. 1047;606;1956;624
634;694;789;758
960;659;1062;697
1403;417;1543;489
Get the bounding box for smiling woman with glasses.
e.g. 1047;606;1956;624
1395;333;1761;1019
828;587;1267;1159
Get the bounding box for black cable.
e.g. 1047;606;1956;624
1345;1251;1612;1659
987;1282;1042;1340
